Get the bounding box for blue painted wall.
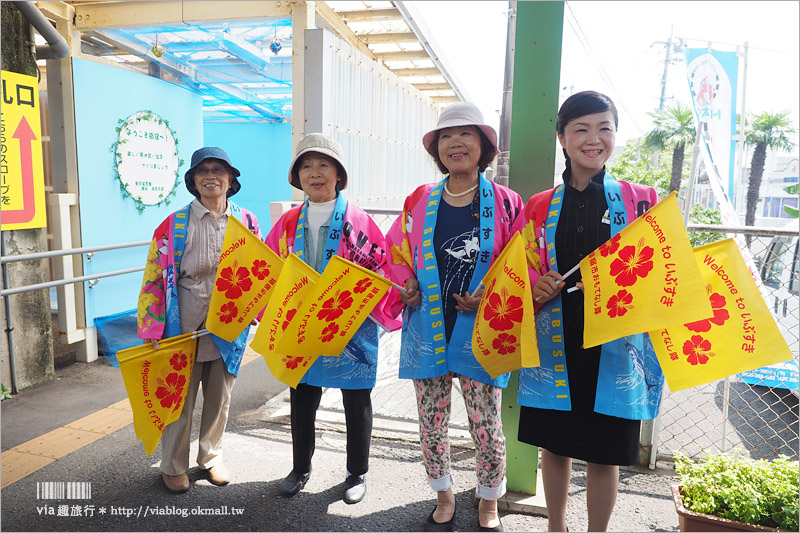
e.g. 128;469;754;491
73;57;203;325
72;58;293;328
203;121;293;231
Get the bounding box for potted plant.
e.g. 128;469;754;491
671;450;798;532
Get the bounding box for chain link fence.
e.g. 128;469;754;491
655;227;799;464
321;209;799;462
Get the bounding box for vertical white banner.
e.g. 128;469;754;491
685;48;739;197
683;48;763;291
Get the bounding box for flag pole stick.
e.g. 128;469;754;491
193;329;211;339
534;262;582;301
391;282;408;293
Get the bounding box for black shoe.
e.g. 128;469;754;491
423;503;456;532
342;474;366;504
278;469;311;497
478;518;504;532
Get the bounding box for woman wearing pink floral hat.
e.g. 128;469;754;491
386;103;524;531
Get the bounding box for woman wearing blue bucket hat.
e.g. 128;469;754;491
137;146;262;493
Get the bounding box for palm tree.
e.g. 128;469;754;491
744;112;796;227
643;102;696;193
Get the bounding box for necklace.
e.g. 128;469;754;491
443;181;478;198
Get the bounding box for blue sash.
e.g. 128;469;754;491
166;201;252;376
164;203;190;339
294;193;347;271
293;193;379;389
401;174;505;386
519;172;626;410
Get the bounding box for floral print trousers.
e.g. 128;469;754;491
413;372;507;500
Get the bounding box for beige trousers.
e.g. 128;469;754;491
159;357;235;475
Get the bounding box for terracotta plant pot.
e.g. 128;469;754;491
671;484;784;532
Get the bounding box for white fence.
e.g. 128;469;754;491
304;29;441;209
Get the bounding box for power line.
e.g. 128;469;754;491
564;2;645;135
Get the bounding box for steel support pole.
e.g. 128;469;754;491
502;1;565;496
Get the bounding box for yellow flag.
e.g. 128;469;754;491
277;255;392;358
117;332;198;455
650;238;792;391
581;192;713;348
206;216;284;342
250;254;320;388
473;233;538;378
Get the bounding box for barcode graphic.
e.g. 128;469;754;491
36;482;92;500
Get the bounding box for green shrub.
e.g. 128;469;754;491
675;450;799;531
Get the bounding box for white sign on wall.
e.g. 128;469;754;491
113;111;182;213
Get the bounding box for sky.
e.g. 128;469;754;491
409;1;800;152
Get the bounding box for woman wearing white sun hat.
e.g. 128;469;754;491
263;133;401;505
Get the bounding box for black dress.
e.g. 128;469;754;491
517;171;641;466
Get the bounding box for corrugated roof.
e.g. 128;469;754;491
39;1;462;122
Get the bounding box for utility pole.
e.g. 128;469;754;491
496;0;516;187
651;26;677;168
656;26;675;113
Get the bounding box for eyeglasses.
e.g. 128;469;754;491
194;164;229;177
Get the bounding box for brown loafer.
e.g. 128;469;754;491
161;472;189;493
206;463;230;486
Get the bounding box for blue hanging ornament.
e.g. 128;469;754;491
268;27;281;55
269;37;282;55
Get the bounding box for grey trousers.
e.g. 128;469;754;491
159;357;235;476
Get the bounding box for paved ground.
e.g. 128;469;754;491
1;345;681;532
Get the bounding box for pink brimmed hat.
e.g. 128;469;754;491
422;102;498;160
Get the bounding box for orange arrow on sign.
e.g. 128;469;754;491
2;116;37;225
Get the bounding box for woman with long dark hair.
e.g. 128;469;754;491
514;91;665;531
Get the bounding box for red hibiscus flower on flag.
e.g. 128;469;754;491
215;260;253;299
606;289;634;318
155;372;187;411
482;287;524;331
492;333;518;355
282;308;297;332
684;291;730;332
251;259;271;281
317;290;353;322
354;278;373;294
320;323;340;343
599;234;622;257
682;335;714;365
609;238;654;287
282;355;303;370
169;351;188;371
216;301;238;324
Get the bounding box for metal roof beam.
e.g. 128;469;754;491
337;8;403;22
72;1;293;30
412;83;452;90
92;30;287;121
375;50;429;61
390;67;441;76
315;2;377;60
358;32;417;44
394;1;466;101
215;32;269;73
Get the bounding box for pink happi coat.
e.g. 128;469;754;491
263;201;402;333
385;181;524;386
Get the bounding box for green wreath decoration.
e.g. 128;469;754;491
109;110;184;214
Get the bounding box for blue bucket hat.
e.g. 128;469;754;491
184;146;241;198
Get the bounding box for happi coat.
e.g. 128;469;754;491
513;172;665;420
386;174;524;387
263;194;400;389
137;201;262;377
